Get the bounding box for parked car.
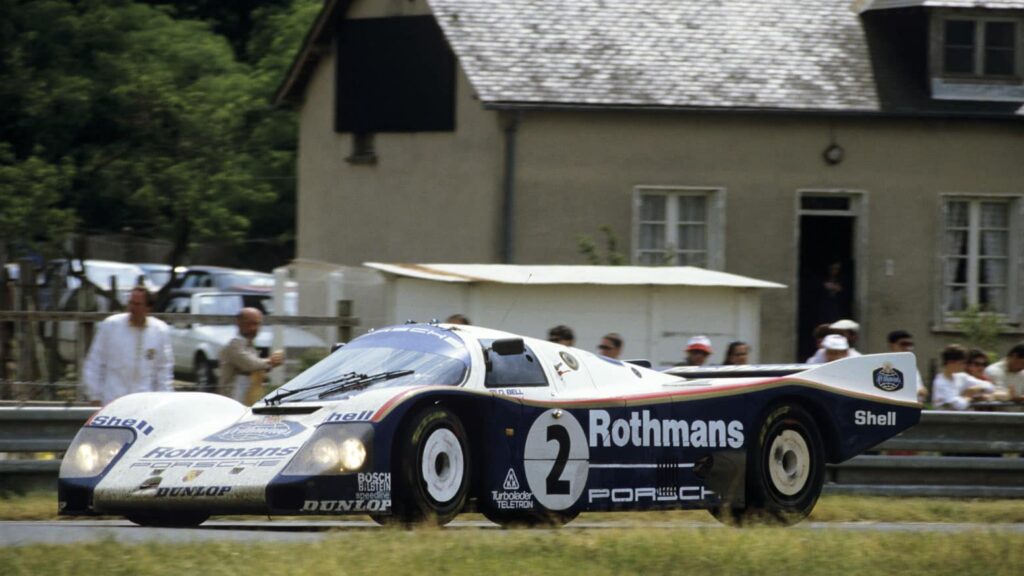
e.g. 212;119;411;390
164;265;274;293
42;259;153;309
159;291;327;391
58;323;920;528
135;263;188;290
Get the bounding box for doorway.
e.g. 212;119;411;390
797;196;859;361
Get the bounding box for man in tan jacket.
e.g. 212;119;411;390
218;307;283;403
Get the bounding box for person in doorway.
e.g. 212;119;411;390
82;287;173;406
722;341;750;365
984;342;1024;402
932;344;996;410
218;307;284;404
597;333;623;359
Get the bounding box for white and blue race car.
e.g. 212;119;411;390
59;323;920;527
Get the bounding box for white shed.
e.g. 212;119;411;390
355;263;785;367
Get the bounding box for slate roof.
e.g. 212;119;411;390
275;0;1024;116
428;0;882;112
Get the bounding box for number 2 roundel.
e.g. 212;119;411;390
524;409;590;511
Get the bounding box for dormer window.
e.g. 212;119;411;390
929;10;1024;102
942;18;1018;78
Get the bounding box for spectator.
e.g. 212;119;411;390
822;334;850;363
932;344;995;410
597;333;623;359
984;342;1024;402
806;319;862;364
445;313;471;325
683;336;713;367
722;341;750;365
82;286;173;406
547;325;575;347
887;330;915;352
888;329;927;402
966;349;991;381
219;307;284;404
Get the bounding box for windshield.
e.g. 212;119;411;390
267;325;470;403
194;294;269;315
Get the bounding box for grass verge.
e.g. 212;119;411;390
3;528;1023;576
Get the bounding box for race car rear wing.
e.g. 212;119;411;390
665;353;920;405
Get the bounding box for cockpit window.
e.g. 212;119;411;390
268;325;469;402
481;339;549;388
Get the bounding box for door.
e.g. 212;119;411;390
797;194;859;361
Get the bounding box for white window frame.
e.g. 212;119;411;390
631;186;725;270
937;193;1022;325
932;11;1024;81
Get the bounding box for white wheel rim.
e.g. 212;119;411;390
421;428;464;504
767;430;810;496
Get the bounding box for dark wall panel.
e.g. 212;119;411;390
336;16;456;133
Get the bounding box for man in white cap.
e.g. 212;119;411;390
806;319;862;364
683;335;713;367
821;334;850;363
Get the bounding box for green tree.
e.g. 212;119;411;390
0;0;302;268
0;145;77;261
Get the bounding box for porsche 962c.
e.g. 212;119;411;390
59;323;920;527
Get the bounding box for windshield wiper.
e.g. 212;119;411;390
317;370;415;400
263;371;359;405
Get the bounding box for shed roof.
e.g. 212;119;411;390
364;263;786;289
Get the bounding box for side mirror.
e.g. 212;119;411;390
491;338;525;356
331;342;345;353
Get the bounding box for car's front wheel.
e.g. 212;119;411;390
711;403;824;526
391;406;470;526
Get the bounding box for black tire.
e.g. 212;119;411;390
391;406;470;526
126;511;209;527
194;353;216;393
481;508;578;528
711;403;824;526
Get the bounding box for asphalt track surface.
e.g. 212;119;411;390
3;519;1024;546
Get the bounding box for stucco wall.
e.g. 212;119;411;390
508;111;1024;365
296;0;505;266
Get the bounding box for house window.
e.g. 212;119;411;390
942;198;1015;316
633;188;723;268
942;18;1018;78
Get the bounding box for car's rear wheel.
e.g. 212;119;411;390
711;403;824;526
391;406;470;526
126;511;209;528
194;353;216;393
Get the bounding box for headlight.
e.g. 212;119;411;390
339;438;366;471
282;424;372;476
60;428;134;478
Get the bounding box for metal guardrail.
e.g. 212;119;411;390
1;408;1022;497
824;410;1024;498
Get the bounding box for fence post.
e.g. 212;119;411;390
16;259;35;387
